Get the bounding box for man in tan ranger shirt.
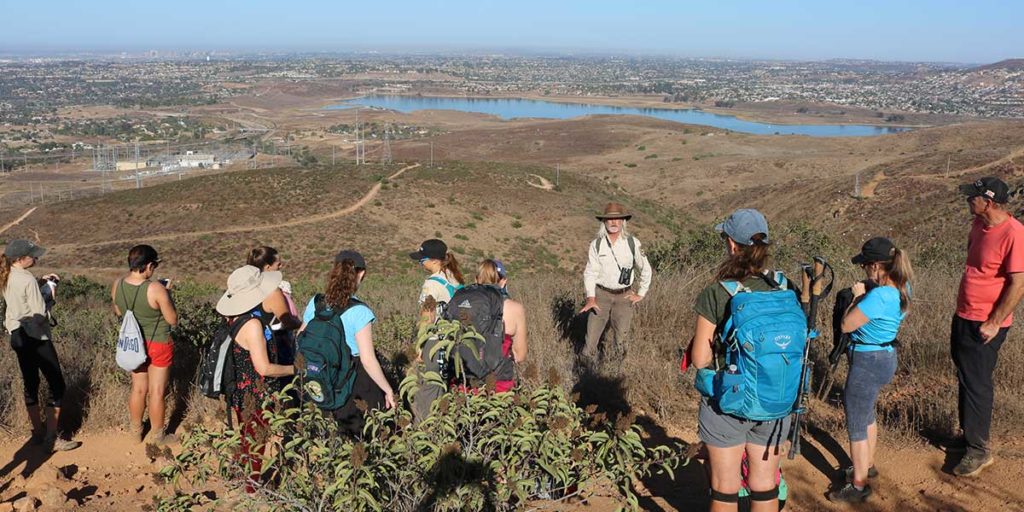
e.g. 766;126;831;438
580;203;653;366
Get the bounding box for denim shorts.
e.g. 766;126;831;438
698;398;791;450
844;349;897;441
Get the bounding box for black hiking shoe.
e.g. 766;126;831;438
828;482;872;503
843;465;879;482
953;451;994;477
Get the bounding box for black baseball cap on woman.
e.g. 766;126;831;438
852;237;896;265
409;239;448;261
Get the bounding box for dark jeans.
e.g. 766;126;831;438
10;328;67;408
950;315;1008;455
332;357;385;437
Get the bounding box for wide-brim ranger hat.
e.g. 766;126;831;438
596;202;632;221
716;208;770;246
959;176;1009;204
852;237;896;265
3;239;46;259
216;265;283;316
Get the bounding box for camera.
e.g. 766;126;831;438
617;266;633;286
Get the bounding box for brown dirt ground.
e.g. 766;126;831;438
2;425;1021;511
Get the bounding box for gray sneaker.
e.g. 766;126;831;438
953;451;994;477
45;434;82;453
828;482;873;503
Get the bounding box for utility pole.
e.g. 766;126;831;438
855;171;861;198
556;164;560;188
332;145;336;166
429;142;434;168
946;155;951;178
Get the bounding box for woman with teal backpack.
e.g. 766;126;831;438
828;237;912;503
299;250;395;436
688;209;803;512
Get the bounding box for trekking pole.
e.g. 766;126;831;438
789;257;832;460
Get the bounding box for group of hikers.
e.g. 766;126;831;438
1;175;1021;510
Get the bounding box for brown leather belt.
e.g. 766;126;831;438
597;284;631;295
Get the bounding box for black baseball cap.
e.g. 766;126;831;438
852;237;896;265
959;177;1009;204
408;239;447;261
334;249;366;269
3;239;46;259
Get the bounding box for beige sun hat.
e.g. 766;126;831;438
216;265;283;316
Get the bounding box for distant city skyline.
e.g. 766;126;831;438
1;0;1020;64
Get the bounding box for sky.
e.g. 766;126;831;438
1;0;1020;63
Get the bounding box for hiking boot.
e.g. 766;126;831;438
45;434;82;453
151;432;178;447
828;482;872;503
843;465;879;482
953;451;994;477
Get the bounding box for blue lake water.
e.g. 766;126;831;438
328;95;909;137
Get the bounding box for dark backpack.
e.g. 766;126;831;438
197;312;255;419
443;284;514;382
296;294;359;411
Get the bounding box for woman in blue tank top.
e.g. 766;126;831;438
830;237;913;503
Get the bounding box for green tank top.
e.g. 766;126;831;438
115;280;172;343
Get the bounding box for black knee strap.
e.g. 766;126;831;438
748;487;779;502
710;489;739;503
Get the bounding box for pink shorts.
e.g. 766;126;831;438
140;340;173;369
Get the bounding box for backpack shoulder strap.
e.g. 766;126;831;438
593;237;602;255
719;280;745;297
773;271;788;289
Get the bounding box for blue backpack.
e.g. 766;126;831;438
696;272;809;421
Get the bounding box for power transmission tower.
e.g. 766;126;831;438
354;108;365;165
429;142;434;168
854;172;861;198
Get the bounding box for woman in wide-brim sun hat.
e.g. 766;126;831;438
217;265;295;494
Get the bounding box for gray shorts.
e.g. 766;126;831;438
698;398;791;450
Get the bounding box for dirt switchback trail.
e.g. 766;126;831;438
0;207;37;236
48;163;421;251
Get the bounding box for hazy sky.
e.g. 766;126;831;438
2;0;1020;63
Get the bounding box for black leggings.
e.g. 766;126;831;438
332;358;385;437
11;329;66;408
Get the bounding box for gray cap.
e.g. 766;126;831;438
715;209;770;246
3;239;46;259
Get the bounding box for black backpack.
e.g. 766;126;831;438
443;284;514;382
197;312;255;423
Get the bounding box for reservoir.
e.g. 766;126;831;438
329;95;909;137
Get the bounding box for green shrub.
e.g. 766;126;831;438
155;322;687;511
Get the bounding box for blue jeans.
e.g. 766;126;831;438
844;349;897;442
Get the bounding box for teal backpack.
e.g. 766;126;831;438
296;294;359;411
696;271;809;421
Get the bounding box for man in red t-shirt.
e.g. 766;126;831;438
950;176;1024;477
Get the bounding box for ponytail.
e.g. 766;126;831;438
884;247;913;312
443;252;466;286
324;259;360;309
0;255;11;291
715;233;771;282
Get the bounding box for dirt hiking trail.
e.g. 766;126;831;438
47;163;420;251
0;208;37;237
1;426;1021;511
